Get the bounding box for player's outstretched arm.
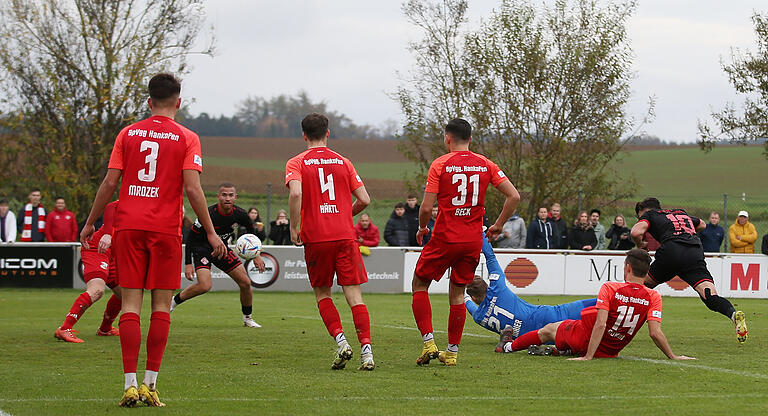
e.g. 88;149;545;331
416;192;437;246
569;308;608;361
80;169;121;249
648;321;695;360
486;180;520;241
288;180;303;246
351;185;370;216
630;220;649;249
184;170;226;258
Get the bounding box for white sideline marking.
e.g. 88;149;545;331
622;356;768;380
0;392;766;403
0;408;12;416
285;315;497;339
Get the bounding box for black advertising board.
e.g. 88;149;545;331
0;244;74;288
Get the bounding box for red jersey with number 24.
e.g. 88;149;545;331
108;115;202;236
285;147;363;243
586;281;663;358
425;151;507;243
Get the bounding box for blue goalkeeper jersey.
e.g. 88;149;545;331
465;237;596;338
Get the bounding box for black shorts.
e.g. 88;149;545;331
649;241;714;288
190;245;242;274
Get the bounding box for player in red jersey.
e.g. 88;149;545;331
504;249;695;361
80;74;226;407
412;118;520;366
285;113;374;371
55;200;122;343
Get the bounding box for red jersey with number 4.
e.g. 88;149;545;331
585;281;663;358
425;151;507;243
285;147;363;243
108;115;202;236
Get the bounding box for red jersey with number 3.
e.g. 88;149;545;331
587;281;663;357
425;151;507;243
108;115;203;236
285;147;363;243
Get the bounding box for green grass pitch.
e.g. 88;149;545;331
1;289;766;415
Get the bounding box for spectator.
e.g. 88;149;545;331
526;207;556;249
729;211;757;254
238;207;267;242
496;213;526;248
17;188;46;242
0;199;17;243
548;203;568;249
354;213;380;247
606;214;633;250
698;211;725;252
422;204;438;246
268;209;292;245
404;193;420;246
590;209;606;250
384;202;409;246
762;233;768;255
44;197;78;242
569;210;597;251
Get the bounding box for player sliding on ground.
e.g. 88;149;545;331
171;182;266;327
81;73;226;407
502;249;695;361
55;200;122;343
412;118;520;367
464;236;596;351
631;197;747;343
286;113;375;371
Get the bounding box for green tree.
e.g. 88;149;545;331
698;12;768;158
397;0;640;222
0;0;212;216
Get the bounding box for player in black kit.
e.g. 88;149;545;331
171;183;266;327
630;197;747;343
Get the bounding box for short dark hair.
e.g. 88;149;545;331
148;73;181;105
625;248;651;277
635;197;661;216
219;182;236;191
55;196;65;202
445;118;472;142
0;198;8;205
394;202;405;209
30;188;41;193
301;113;329;141
407;194;418;199
248;207;259;214
466;276;488;302
590;209;601;216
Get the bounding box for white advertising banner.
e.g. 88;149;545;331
718;254;768;298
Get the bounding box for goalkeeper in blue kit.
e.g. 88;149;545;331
465;237;596;351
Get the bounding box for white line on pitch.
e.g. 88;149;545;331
284;315;497;339
0;408;13;416
622;356;768;380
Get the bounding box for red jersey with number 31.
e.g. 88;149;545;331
285;147;363;243
108;115;203;236
425;151;507;243
586;281;663;358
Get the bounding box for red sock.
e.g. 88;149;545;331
119;312;141;373
99;294;122;332
351;304;371;346
317;298;343;338
60;292;93;330
146;311;171;372
411;291;433;336
511;330;543;351
447;304;466;345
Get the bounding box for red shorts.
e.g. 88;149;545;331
81;249;118;289
303;239;367;288
414;238;482;286
114;230;182;290
555;319;617;358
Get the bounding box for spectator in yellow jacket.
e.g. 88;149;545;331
729;211;757;253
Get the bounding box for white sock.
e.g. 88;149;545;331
244;314;252;320
335;332;348;348
503;342;514;353
447;343;459;353
422;332;434;343
124;373;137;390
361;343;372;356
143;370;158;389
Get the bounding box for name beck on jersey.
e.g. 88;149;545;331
127;128;180;142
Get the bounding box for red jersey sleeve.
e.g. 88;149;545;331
182;131;203;172
102;201;117;235
646;290;663;322
108;129;126;170
595;283;615;311
285;156;302;187
425;158;445;194
344;157;364;192
487;159;508;187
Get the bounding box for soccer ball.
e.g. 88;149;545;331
236;233;262;260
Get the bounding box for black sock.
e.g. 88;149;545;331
174;292;185;305
242;305;252;316
702;289;736;319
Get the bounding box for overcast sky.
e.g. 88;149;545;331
183;0;766;143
